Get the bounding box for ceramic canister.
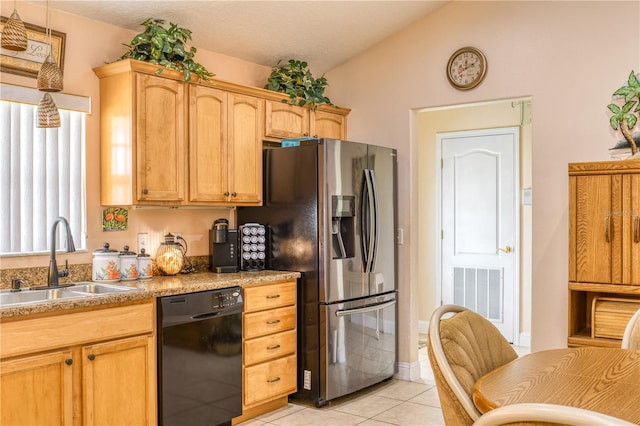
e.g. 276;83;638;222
92;243;121;282
137;248;153;280
119;246;139;280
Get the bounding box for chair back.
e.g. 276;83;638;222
621;308;640;350
473;402;636;426
427;304;518;425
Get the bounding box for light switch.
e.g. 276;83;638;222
522;188;533;205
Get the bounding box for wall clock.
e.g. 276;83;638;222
446;47;487;90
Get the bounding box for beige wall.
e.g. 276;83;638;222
416;100;533;341
324;0;639;362
0;0;271;270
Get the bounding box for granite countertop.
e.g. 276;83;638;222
0;270;300;319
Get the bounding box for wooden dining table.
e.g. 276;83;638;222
473;347;640;424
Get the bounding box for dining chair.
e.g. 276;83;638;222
621;308;640;350
427;304;518;425
473;403;636;426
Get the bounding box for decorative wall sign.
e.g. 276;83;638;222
0;17;65;78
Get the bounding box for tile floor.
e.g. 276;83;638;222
238;340;530;426
237;345;444;426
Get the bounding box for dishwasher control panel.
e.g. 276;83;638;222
212;287;243;309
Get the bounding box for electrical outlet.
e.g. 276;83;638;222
396;228;404;245
137;233;148;253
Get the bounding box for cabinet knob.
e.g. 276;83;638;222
231;192;237;197
224;192;230;197
142;189;148;195
65;358;73;366
88;354;96;361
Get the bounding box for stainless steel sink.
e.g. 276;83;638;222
69;282;140;294
0;282;141;307
0;288;90;305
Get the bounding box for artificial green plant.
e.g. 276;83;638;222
118;18;213;82
608;71;640;156
264;59;331;109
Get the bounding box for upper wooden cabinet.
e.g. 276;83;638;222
188;85;263;205
568;160;640;348
569;161;640;285
264;100;349;141
94;59;349;206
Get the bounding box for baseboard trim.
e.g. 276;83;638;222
395;360;422;381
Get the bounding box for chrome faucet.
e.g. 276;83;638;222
48;217;76;287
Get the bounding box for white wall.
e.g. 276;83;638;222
324;1;639;365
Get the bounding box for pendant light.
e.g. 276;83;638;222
1;0;28;51
36;92;61;128
37;0;63;92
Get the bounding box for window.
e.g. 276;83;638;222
0;84;89;256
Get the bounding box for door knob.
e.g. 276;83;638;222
497;245;512;254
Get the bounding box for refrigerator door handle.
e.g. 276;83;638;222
361;169;377;273
335;299;396;317
368;169;379;272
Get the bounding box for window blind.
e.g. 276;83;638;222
0;99;87;255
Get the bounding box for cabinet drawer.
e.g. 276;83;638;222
244;354;296;406
244;329;296;366
1;301;155;359
244;281;296;312
244;306;296;339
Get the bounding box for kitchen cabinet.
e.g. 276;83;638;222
568;160;640;347
94;59;264;207
189;85;263;205
233;280;297;424
264;99;349;141
0;301;156;425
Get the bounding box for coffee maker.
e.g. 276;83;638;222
209;219;239;273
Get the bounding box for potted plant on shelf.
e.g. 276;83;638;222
607;70;640;158
118;18;213;82
264;59;332;109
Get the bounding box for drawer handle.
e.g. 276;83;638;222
266;294;281;299
267;319;281;325
634;215;639;243
267;344;281;350
267;377;281;383
605;216;611;243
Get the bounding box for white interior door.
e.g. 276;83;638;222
439;127;519;343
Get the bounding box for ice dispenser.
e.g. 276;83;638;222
331;195;355;259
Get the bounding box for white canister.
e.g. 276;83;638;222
92;243;121;282
137;248;153;280
119;246;139;280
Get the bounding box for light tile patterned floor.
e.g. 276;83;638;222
238;346;445;426
238;341;530;426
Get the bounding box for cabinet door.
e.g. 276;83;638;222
264;100;310;139
228;93;263;204
311;109;346;139
572;174;622;284
83;335;156;426
188;85;229;203
1;350;73;425
135;73;186;203
623;173;640;284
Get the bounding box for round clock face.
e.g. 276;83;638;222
447;47;487;90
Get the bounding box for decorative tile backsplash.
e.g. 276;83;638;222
0;256;210;289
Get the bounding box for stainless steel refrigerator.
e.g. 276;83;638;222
238;138;397;407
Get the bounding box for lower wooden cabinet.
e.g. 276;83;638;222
233;280;297;424
0;301;156;426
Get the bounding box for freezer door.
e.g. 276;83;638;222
323;140;397;302
324;292;397;402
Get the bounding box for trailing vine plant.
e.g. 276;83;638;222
119;18;213;82
264;59;331;109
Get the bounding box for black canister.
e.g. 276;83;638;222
213;218;229;244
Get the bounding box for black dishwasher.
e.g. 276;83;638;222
158;287;243;426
